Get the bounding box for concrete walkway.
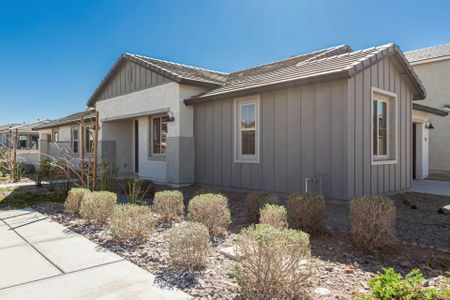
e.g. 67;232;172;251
412;179;450;196
0;208;190;300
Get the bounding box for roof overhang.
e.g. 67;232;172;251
413;103;448;117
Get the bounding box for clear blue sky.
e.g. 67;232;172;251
1;0;449;124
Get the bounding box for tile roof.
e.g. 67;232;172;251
8;120;52;132
32;111;96;130
0;124;20;132
186;43;426;103
405;43;450;63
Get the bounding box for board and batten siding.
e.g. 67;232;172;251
194;80;347;199
345;56;413;199
95;60;171;102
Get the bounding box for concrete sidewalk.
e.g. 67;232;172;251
0;208;190;300
412;179;450;196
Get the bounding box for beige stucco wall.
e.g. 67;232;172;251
411;58;450;171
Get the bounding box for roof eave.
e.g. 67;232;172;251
413;103;448;117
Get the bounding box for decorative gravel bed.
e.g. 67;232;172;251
33;188;449;300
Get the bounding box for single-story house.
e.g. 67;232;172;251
87;43;431;200
0;120;51;171
0;124;19;148
32;111;97;164
405;44;450;174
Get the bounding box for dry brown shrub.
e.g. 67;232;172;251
259;204;287;229
287;193;325;234
110;204;155;242
168;221;210;270
234;224;313;299
188;193;231;236
245;192;279;224
192;187;221;197
79;191;116;224
64;188;90;214
153;190;184;223
350;195;397;252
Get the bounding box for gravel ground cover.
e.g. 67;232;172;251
29;186;449;299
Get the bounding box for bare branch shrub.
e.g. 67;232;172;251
110;204;155;242
259;204;287;229
64;187;91;214
287;193;325;234
188;193;231;236
350;195;397;252
168;221;210;270
245;192;279;224
79;191;117;224
98;162;119;192
122;177;153;204
234;224;313;299
192;187;221;197
153;190;184;223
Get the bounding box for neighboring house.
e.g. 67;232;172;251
32;111;97;164
0;124;19;148
405;44;450;173
87;43;427;200
1;120;51;171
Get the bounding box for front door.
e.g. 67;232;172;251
134;120;139;173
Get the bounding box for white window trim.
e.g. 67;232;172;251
71;126;79;154
233;95;260;163
149;115;167;157
371;87;398;165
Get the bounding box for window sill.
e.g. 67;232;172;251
148;155;166;162
234;159;260;164
371;159;397;166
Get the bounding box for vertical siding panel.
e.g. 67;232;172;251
204;102;214;184
406;88;412;189
274;90;287;192
363;68;371;195
300;85;315;191
241;165;252;189
286;87;301;193
395;68;402;190
378;60;385;194
389;59;396;192
370;65;378;194
262;92;275;191
330;82;345;198
221;99;233;187
315;83;331;196
195;104;205;183
346;78;355;199
213;100;222;186
354;73;364;196
401;79;406;189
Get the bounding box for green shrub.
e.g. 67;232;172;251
350;195;396;252
79;191;117;224
192;187;221;197
168;221;210;270
122;177;153;204
259;204;287;229
153;190;184;223
234;224;312;299
245;192;279;224
188;193;231;236
110;204;155;242
287;193;325;234
64;188;91;214
357;268;448;300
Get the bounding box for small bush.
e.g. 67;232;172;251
110;204;155;242
259;204;287;229
188;193;231;236
245;192;279;224
79;191;117;224
192;187;221;197
153;190;184;223
64;188;91;214
168;221;210;270
357;268;448;300
350;195;396;252
287;193;325;234
234;224;312;299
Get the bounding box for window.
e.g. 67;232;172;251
71;127;79;154
52;130;59;142
85;126;95;154
372;88;397;164
234;95;260;163
150;116;167;155
31;134;39;150
18;135;28;149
